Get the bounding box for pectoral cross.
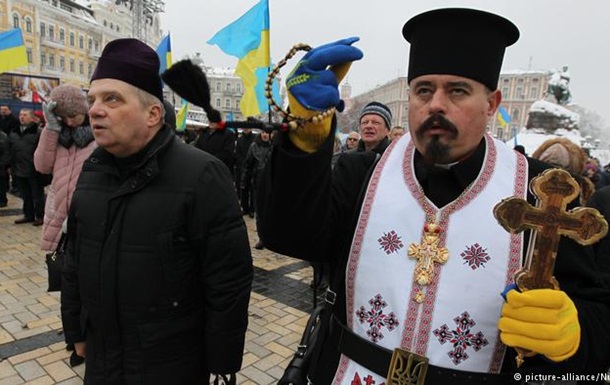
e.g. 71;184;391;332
408;223;449;303
493;168;608;366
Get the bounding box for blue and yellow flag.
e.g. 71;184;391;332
497;106;511;127
207;0;280;117
156;33;172;75
0;28;28;74
176;99;189;132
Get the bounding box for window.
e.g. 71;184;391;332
94;41;99;51
532;78;539;83
215;98;221;108
70;32;75;46
110;22;114;29
70;59;75;72
225;99;231;109
59;28;65;43
236;83;241;93
12;14;19;28
25;18;32;33
516;86;523;99
26;48;32;63
216;82;221;92
502;87;509;97
226;83;231;92
517;78;524;83
79;35;84;49
60;57;65;70
103;20;107;27
236;99;240;110
49;54;55;67
503;78;509;83
512;108;520;120
88;38;92;50
530;87;538;98
88;63;93;76
116;26;120;32
79;62;84;75
49;26;55;40
40;22;46;37
40;53;46;65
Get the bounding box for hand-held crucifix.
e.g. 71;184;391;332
493;168;608;366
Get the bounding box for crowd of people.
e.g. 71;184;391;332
0;6;609;385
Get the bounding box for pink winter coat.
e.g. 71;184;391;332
34;127;97;251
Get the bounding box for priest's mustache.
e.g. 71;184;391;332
418;114;458;136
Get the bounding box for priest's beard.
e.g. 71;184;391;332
416;114;458;164
426;137;451;164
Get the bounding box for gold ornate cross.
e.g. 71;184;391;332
493;168;608;365
408;223;449;303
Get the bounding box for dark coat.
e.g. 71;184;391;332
235;131;256;169
0;113;19;135
241;136;271;191
8;122;40;177
0;131;9;176
258;131;610;383
61;126;253;385
194;128;236;174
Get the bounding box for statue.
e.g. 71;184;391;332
546;65;572;105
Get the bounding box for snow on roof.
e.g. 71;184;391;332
501;69;550;76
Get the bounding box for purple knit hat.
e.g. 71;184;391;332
91;38;163;101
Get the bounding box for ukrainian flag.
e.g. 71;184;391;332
207;0;280;117
497;106;511;127
156;33;172;75
176;99;189;132
0;28;28;74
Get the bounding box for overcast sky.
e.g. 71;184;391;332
160;0;608;126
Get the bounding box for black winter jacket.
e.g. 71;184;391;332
194;128;236;174
61;126;253;385
8;122;40;177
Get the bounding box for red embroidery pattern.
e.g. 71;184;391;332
378;230;404;255
350;372;386;385
461;243;491;270
356;294;399;343
433;311;489;365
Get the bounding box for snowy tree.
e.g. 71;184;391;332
570;105;610;149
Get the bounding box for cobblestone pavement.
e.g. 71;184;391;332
0;193;318;384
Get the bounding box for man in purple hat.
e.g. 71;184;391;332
259;8;610;385
60;38;252;385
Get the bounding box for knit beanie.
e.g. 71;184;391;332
91;38;163;102
49;84;88;117
360;101;392;129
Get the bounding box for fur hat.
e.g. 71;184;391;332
532;137;587;175
360;101;392;129
91;38;163;102
49;85;88;117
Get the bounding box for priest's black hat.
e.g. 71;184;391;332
91;38;163;102
402;8;519;91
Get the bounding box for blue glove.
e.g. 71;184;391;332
286;37;363;153
42;101;61;132
287;37;363;113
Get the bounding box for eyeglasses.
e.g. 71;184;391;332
347;138;359;141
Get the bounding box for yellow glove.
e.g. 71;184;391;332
286;37;363;153
498;289;580;362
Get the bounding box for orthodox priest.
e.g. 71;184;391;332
258;8;610;385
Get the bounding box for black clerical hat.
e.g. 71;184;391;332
403;8;519;90
91;38;163;101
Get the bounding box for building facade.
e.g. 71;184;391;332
490;70;551;141
0;0;163;90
